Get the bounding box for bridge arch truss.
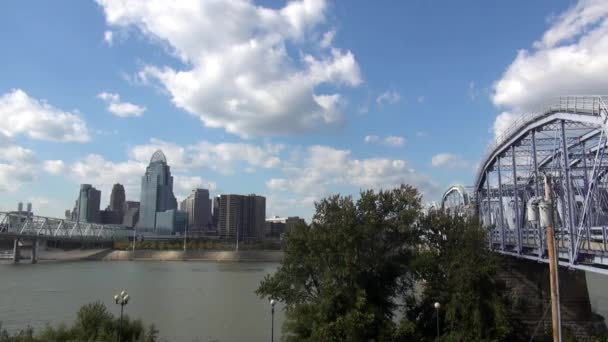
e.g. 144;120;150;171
475;96;608;274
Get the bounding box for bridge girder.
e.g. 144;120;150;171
474;96;608;274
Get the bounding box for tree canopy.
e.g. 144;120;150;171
257;185;519;341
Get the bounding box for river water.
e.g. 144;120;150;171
1;261;607;342
0;261;285;342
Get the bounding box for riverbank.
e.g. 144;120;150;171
103;249;284;262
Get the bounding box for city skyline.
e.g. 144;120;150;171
1;0;606;222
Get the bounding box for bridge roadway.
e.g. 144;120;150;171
444;96;608;275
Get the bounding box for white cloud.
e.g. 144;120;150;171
0;89;90;142
376;91;400;105
97;0;361;138
417;95;425;103
364;135;405;147
491;0;608;137
97;91;146;117
320;29;335;48
129;138;283;174
383;135;405;147
268;145;440;203
174;175;217;199
70;154;146;202
364;135;379;143
43;160;66;175
104;30;113;45
431;153;470;169
0;145;35;163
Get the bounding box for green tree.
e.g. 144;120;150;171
413;211;516;341
256;185;422;341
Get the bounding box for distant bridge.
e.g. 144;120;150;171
449;96;608;275
0;211;131;263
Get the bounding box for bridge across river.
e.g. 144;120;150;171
0;211;130;263
444;96;608;275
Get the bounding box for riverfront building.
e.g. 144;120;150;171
265;216;306;237
180;189;212;232
73;184;101;223
218;194;266;242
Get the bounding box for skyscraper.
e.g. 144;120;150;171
137;150;178;231
181;189;212;231
75;184;101;223
212;196;220;229
218;194;266;242
109;183;126;213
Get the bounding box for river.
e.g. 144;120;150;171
0;261;285;342
1;261;607;341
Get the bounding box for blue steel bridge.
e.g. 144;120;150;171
443;96;608;275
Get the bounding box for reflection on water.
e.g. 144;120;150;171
0;261;284;342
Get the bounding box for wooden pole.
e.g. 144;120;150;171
544;174;562;342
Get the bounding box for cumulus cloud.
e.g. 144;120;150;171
320;29;336;48
174;175;217;199
491;0;608;137
0;89;90;142
364;135;405;147
431;153;471;169
376;91;400;105
268;145;440;203
98;91;146;117
97;0;361;138
43;160;66;174
129;138;283;174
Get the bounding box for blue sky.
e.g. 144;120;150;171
1;0;605;220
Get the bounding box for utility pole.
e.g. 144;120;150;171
542;174;562;342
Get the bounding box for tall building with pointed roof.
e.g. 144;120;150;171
136;149;178;231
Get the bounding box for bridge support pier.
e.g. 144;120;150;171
499;256;606;340
12;238;20;263
30;239;37;264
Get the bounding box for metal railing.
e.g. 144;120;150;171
475;96;608;189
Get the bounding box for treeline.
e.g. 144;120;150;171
113;239;282;251
0;302;158;342
256;185;606;341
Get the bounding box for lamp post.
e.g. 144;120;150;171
434;302;441;337
270;299;276;342
114;290;130;342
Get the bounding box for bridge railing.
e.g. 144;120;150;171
475;95;608;188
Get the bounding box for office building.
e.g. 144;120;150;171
109;183;126;213
74;184;101;223
212;196;220;229
155;209;188;235
218;194;266;242
137;150;179;232
181;189;212;231
265;216;306;238
122;201;140;228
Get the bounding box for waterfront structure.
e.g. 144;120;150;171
218;194;266;242
265;216;306;238
122;201;140;228
137;150;178;231
73;184;101;223
64;210;71;219
181;189;212;231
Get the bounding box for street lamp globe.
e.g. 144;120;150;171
434;302;441;309
270;299;276;307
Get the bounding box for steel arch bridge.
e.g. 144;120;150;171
475;96;608;275
0;211;130;242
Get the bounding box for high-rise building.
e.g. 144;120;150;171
265;216;306;237
109;183;126;213
181;189;211;231
218;194;265;242
65;210;71;220
212;196;220;229
75;184;101;223
122;201;140;228
137;150;179;232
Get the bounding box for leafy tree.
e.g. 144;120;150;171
0;302;158;342
256;185;422;341
413;211;516;341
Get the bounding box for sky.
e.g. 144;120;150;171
0;0;606;221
